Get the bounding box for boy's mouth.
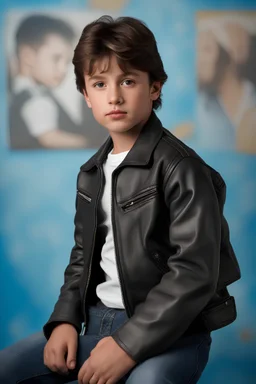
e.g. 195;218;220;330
106;110;127;116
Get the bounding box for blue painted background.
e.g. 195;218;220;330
0;1;255;383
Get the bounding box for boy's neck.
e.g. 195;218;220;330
110;116;149;154
110;126;142;154
111;133;138;154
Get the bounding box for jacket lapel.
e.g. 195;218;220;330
80;111;163;172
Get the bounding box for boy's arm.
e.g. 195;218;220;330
112;157;221;362
22;95;87;149
37;130;87;149
43;173;84;339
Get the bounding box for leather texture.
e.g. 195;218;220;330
43;112;241;362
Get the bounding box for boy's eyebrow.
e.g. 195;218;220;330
88;71;140;82
122;71;140;77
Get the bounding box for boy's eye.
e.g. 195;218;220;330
94;82;105;88
122;79;134;86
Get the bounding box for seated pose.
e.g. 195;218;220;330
0;15;241;384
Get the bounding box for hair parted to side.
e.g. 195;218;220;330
72;15;168;110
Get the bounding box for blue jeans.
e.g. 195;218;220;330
0;302;212;383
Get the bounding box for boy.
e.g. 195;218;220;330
9;14;106;149
0;15;241;384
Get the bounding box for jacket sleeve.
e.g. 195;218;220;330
112;157;221;362
43;173;84;339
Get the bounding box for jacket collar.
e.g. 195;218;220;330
81;111;163;171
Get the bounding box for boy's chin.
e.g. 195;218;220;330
106;122;141;135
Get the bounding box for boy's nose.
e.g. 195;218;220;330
108;87;124;105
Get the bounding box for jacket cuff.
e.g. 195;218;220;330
111;321;147;363
43;314;82;340
112;332;140;363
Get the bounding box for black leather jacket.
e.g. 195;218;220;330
43;112;241;362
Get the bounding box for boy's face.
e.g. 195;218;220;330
197;31;220;86
21;34;72;88
83;55;161;135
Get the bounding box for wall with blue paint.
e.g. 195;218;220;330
0;1;255;383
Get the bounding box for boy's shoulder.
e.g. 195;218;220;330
156;126;205;168
156;127;225;190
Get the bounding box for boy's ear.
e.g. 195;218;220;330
19;46;37;66
150;81;162;101
83;89;92;108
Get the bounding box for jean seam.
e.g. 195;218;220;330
187;337;208;384
99;309;115;336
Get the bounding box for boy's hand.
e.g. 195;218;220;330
78;336;136;384
44;323;78;375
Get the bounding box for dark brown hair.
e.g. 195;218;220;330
16;15;74;52
72;15;168;110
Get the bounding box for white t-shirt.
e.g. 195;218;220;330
96;149;129;308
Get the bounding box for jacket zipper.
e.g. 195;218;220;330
121;186;157;212
82;167;103;329
112;170;131;316
77;190;92;203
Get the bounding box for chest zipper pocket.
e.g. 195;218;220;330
77;190;92;203
121;186;158;212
